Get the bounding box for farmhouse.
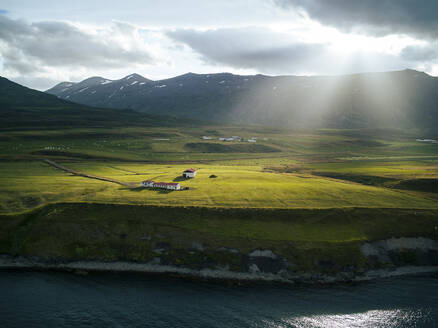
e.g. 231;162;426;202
182;168;197;178
141;180;181;190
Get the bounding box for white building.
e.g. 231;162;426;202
142;180;181;190
182;168;197;178
154;182;181;190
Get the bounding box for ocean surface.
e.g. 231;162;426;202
0;271;437;327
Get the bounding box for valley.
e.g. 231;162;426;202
0;74;437;282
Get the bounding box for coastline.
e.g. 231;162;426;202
1;255;437;285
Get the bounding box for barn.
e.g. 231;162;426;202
182;168;197;178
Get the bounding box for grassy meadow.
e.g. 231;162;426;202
1;125;438;214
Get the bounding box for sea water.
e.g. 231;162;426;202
0;271;437;327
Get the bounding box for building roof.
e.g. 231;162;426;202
184;168;197;173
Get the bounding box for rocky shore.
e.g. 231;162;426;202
2;237;437;285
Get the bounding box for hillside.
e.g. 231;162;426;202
0;76;183;129
47;69;438;132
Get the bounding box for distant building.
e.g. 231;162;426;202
141;180;180;190
416;138;437;143
182;168;197;178
248;139;256;143
202;136;213;140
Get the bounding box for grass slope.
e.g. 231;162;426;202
1;203;437;272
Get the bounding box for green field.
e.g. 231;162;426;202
1;124;437;274
1;126;438;214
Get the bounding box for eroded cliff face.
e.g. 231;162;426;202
2;237;438;284
360;237;438;268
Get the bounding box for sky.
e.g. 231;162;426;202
0;0;438;90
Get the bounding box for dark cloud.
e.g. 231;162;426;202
275;0;438;39
167;27;328;73
0;15;154;75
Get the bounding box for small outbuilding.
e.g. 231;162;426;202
142;180;154;187
182;168;197;178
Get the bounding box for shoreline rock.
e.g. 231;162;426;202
1;255;437;285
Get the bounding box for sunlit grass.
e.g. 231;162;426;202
0;126;437;213
1;160;437;214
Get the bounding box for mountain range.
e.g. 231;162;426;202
46;69;438;131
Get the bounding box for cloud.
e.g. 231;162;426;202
166;26;409;75
401;43;438;62
11;75;62;91
0;15;155;77
0;9;7;14
167;27;330;73
275;0;438;39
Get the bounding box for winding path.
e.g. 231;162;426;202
43;159;139;188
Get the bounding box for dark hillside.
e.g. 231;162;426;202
0;76;188;129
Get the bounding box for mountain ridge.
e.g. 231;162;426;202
47;69;431;91
45;69;438;132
